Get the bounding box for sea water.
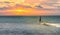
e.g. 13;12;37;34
0;16;60;23
41;16;60;23
0;16;59;35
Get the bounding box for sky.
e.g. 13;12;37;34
0;0;60;16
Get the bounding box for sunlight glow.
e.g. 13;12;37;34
6;9;25;12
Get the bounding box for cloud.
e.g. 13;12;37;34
0;0;25;8
0;7;10;10
0;0;60;9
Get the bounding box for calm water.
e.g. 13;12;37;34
0;16;39;24
41;16;60;23
0;16;60;35
0;16;60;23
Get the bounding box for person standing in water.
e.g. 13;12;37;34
39;16;46;25
39;16;42;24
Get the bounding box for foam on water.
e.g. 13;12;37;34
41;23;60;27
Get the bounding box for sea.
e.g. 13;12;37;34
0;16;60;35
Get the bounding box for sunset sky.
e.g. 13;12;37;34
0;0;60;16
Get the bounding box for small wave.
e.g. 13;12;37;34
41;23;60;27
